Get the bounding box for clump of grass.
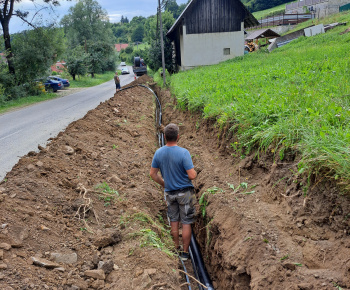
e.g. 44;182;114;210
95;182;119;206
131;228;173;256
153;68;171;88
199;186;224;217
122;212;174;256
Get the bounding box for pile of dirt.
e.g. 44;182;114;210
1;75;350;290
0;76;180;289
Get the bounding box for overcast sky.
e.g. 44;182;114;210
8;0;188;34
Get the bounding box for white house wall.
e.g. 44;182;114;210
179;23;245;70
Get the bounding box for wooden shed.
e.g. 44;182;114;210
245;28;281;41
167;0;258;70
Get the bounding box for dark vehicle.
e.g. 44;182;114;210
49;76;70;88
39;78;62;92
132;56;147;76
121;67;130;74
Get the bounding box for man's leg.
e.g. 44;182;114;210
170;221;180;249
182;224;192;253
178;189;196;255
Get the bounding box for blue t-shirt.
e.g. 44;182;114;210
151;146;194;192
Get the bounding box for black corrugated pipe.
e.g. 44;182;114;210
119;84;214;290
190;232;214;290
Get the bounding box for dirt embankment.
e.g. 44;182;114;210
156;87;350;290
1;76;350;290
0;76;180;289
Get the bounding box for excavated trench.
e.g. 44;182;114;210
1;75;350;289
153;81;350;290
120;83;214;290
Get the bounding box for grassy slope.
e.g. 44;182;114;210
170;11;350;188
252;2;292;20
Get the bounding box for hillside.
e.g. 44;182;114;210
241;0;291;12
170;11;350;191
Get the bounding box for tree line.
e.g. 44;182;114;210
0;0;187;102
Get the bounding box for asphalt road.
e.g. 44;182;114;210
0;67;135;181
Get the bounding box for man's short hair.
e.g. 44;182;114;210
164;123;179;142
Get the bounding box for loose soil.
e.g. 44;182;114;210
0;76;349;290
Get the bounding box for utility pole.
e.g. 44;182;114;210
158;0;166;87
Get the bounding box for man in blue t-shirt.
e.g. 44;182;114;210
150;123;197;261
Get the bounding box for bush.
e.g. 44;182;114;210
124;45;133;54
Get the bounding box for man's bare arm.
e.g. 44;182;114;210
150;167;165;187
186;168;197;180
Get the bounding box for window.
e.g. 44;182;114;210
223;48;230;55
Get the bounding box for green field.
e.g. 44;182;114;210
170;11;350;189
252;2;292;20
67;71;115;88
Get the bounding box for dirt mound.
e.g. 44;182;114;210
0;75;180;289
1;75;350;289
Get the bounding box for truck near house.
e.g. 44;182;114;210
132;56;147;76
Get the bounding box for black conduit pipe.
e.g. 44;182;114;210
119;84;191;289
119;84;214;290
190;233;214;290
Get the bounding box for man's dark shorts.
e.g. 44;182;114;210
115;83;120;90
165;187;196;224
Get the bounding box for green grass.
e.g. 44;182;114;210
170;11;350;189
252;2;293;20
134;42;149;50
122;212;175;257
284;10;350;34
0;93;57;114
69;71;115;88
0;71;115;113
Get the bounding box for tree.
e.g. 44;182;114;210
86;40;115;77
65;46;87;81
0;0;61;77
12;27;65;83
147;11;175;73
131;24;144;43
61;0;115;77
164;0;180;19
130;16;146;26
120;15;129;24
61;0;114;49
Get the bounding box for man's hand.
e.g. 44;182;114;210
186;168;197;180
150;167;165;187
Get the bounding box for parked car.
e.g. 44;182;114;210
120;62;126;66
121;67;130;75
35;78;62;92
48;76;70;88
